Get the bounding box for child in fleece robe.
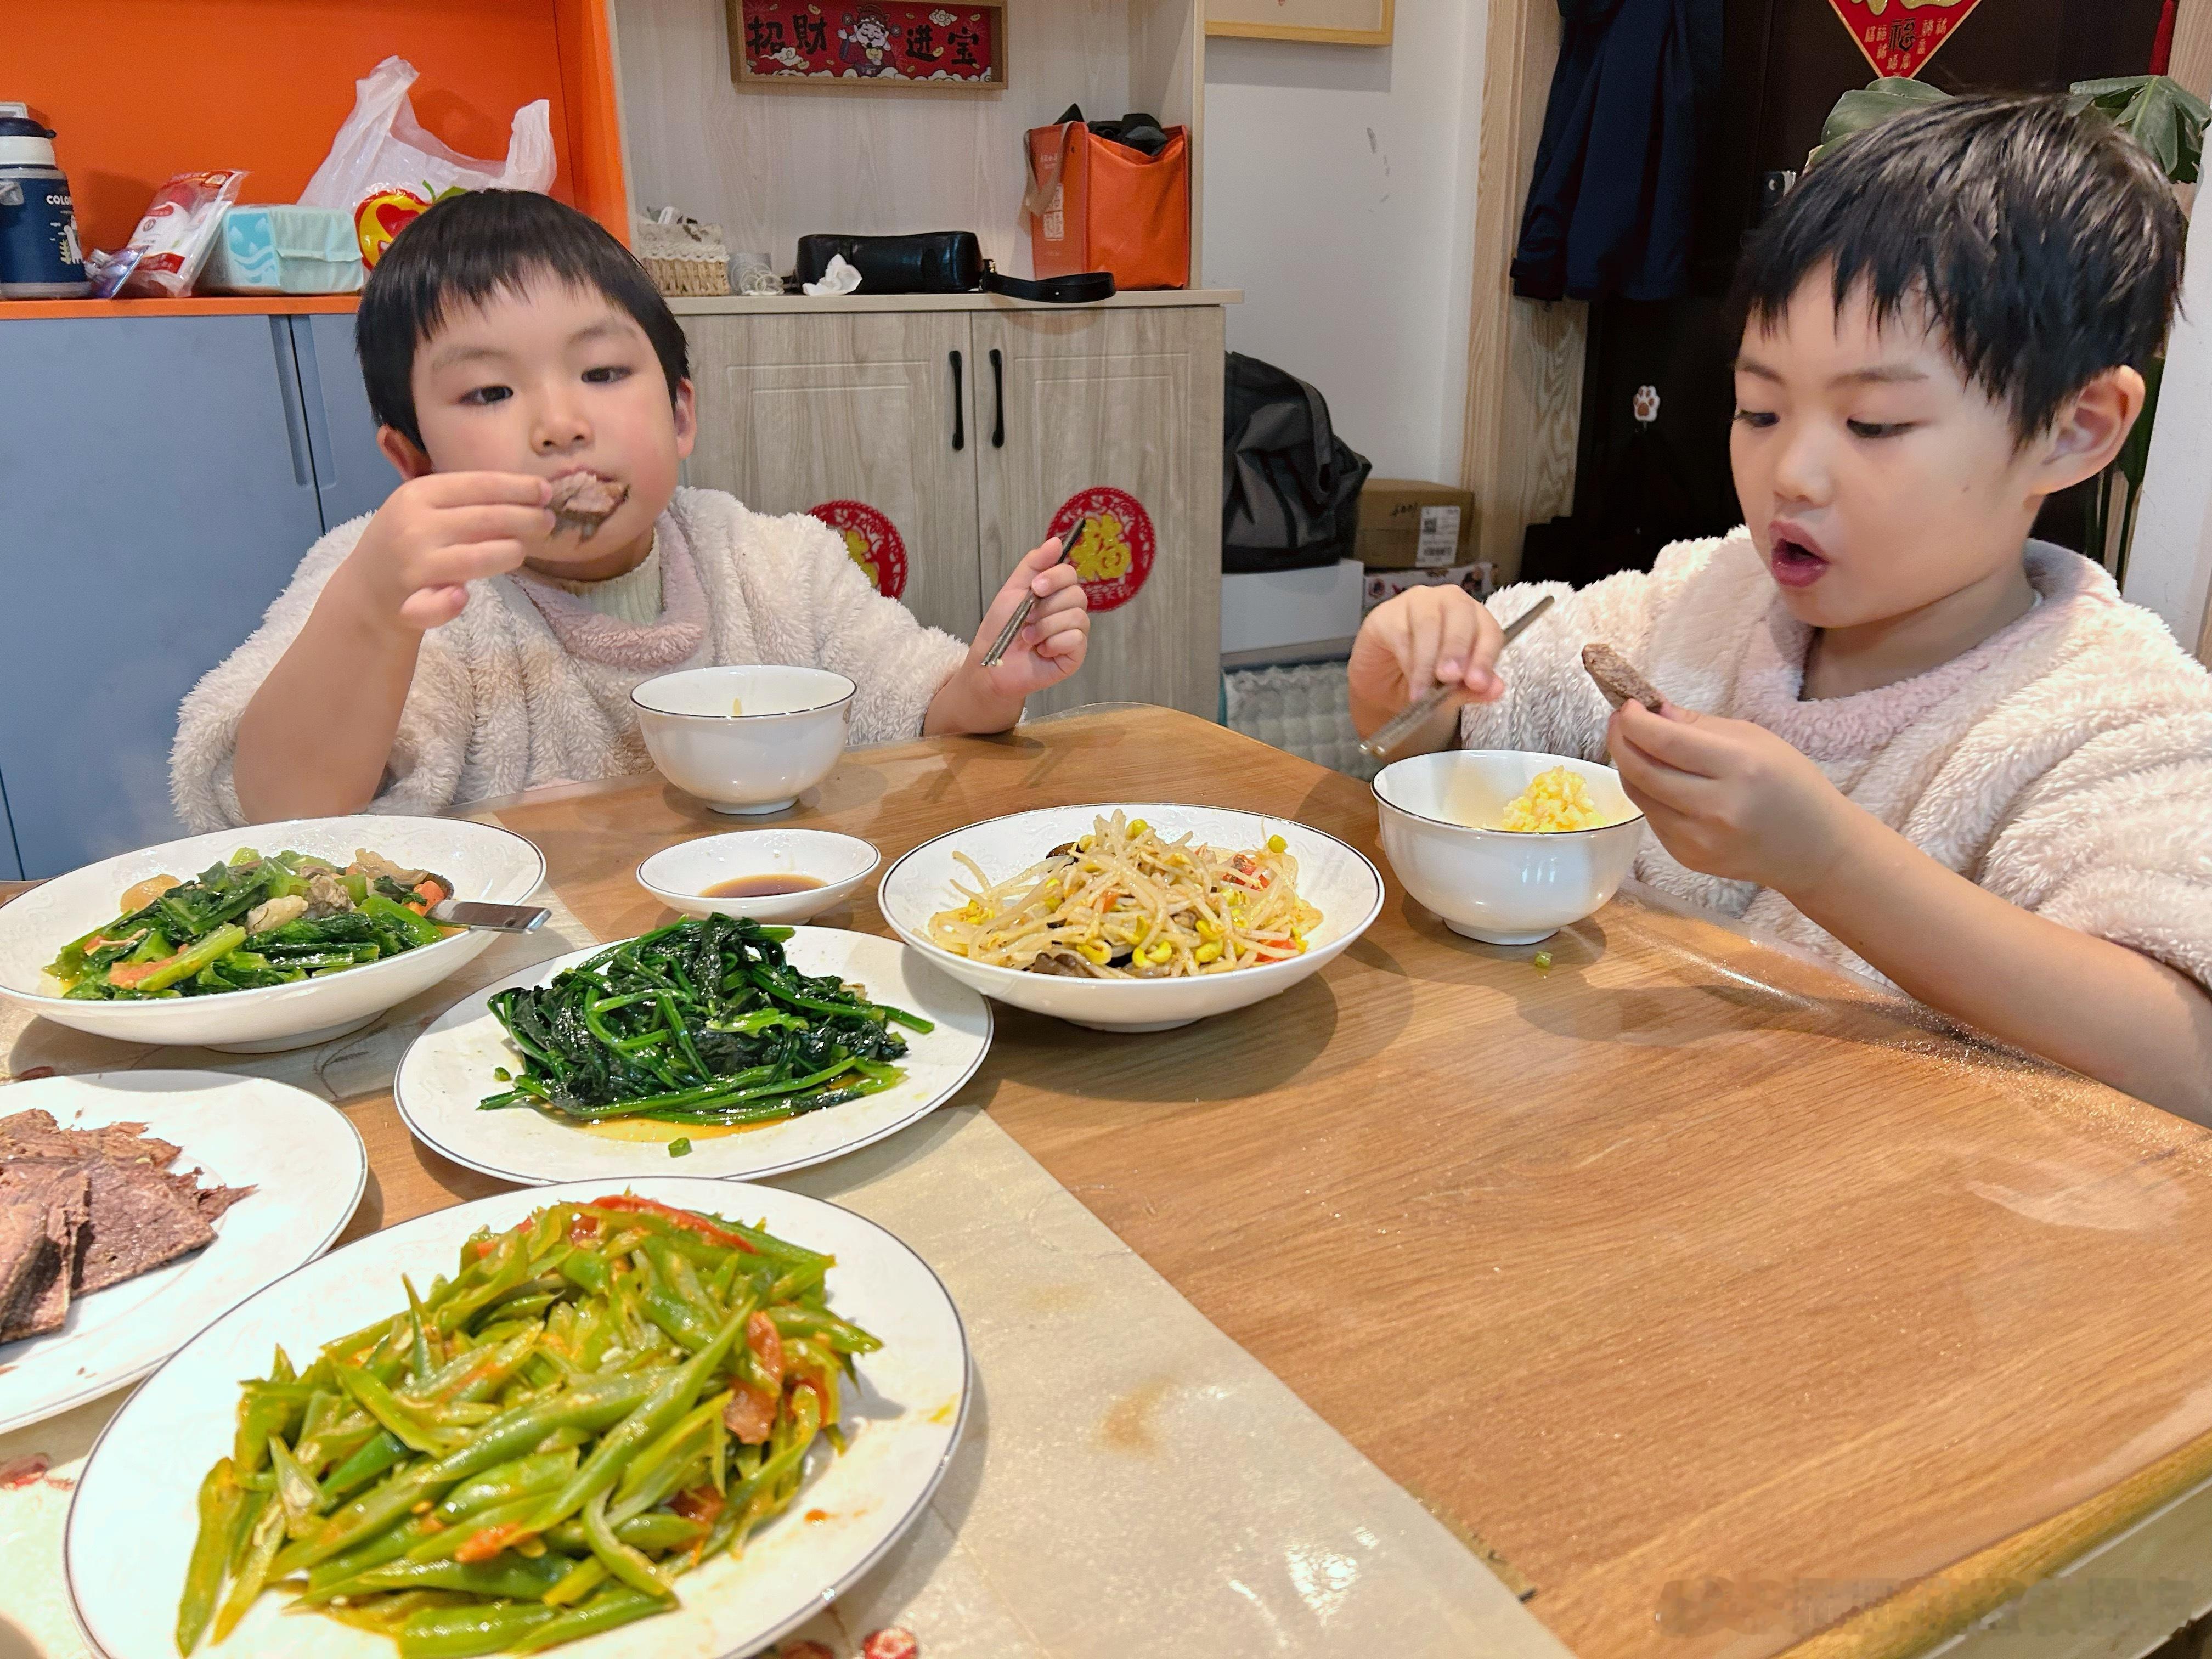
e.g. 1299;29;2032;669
172;190;1089;830
1348;96;2212;1117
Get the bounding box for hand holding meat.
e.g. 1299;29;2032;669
332;471;556;633
1606;700;1856;894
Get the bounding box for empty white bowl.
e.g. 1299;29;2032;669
0;816;545;1052
1374;751;1646;945
636;830;880;924
632;665;854;815
879;803;1384;1032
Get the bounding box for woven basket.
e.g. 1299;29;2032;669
634;215;732;297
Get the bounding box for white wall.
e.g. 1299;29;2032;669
1201;0;1488;485
2126;193;2212;654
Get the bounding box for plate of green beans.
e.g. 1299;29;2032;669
391;922;991;1187
65;1178;967;1659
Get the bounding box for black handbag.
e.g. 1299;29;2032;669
794;232;983;294
792;232;1115;302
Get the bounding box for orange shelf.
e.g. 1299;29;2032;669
8;0;628;272
0;295;362;320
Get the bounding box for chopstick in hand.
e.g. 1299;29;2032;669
1358;592;1557;760
981;521;1087;670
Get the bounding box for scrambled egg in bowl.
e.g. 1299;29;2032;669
1496;765;1614;833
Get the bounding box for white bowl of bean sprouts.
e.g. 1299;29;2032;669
878;803;1384;1032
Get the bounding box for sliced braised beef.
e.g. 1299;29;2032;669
548;472;628;537
0;1103;253;1332
0;1161;91;1342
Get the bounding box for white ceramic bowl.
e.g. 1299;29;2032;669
0;817;545;1052
636;830;881;924
1373;751;1646;945
633;665;854;815
879;803;1384;1033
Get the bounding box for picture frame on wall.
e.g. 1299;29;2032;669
1205;0;1392;44
728;0;1009;93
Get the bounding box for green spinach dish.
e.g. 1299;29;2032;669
481;917;932;1129
46;849;458;1001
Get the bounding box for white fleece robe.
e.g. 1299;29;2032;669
172;488;969;831
1460;531;2212;992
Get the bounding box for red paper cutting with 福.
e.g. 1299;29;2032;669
1822;0;1981;78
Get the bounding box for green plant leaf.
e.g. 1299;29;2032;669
2069;74;2207;183
1809;77;1953;168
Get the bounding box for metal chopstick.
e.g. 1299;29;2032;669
982;518;1092;669
1357;592;1557;760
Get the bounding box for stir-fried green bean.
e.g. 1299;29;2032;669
479;917;932;1127
176;1193;881;1657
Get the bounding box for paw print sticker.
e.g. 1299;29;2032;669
1632;385;1661;425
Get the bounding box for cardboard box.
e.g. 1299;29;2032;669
1362;563;1496;613
1356;479;1477;570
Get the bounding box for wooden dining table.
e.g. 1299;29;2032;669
9;703;2212;1659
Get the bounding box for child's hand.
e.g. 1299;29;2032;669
1606;700;1858;893
1347;585;1505;741
335;472;554;633
968;537;1091;696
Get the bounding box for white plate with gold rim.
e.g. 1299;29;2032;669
0;1071;364;1435
65;1177;968;1659
392;927;990;1185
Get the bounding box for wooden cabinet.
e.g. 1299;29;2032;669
972;307;1223;719
677;296;1227;721
684;312;981;639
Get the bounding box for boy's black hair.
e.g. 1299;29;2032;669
356;189;691;449
1732;94;2183;439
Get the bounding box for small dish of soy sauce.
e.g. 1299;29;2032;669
637;831;879;924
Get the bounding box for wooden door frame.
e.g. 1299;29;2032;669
1458;0;1585;585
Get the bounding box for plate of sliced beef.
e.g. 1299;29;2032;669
0;1070;364;1433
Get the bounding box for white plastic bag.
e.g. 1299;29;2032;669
298;55;555;267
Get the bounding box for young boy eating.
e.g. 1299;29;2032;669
1350;96;2212;1116
173;190;1089;829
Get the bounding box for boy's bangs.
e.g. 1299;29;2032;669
1730;96;2182;441
356;190;692;449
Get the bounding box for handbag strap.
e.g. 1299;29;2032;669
983;269;1117;304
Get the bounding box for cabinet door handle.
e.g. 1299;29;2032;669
270;316;312;489
989;348;1006;448
949;349;965;451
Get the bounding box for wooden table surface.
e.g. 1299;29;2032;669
21;706;2212;1659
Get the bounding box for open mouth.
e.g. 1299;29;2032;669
1767;527;1830;589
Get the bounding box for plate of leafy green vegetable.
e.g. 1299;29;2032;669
0;817;545;1052
393;919;991;1184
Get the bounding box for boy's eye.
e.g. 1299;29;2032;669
582;365;633;385
1847;419;1914;439
460;385;514;407
1732;409;1778;430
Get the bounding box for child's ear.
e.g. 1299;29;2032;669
377;426;436;482
2036;366;2146;495
671;379;697;462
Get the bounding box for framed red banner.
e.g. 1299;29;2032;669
731;1;1007;92
1822;0;1980;79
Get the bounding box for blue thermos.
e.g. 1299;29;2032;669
0;102;91;298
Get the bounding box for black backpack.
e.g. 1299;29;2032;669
1222;352;1372;573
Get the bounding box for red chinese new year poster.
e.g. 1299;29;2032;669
1822;0;1981;79
737;1;1000;84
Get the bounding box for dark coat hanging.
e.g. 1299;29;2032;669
1509;0;1723;303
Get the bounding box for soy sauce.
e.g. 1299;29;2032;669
704;874;826;898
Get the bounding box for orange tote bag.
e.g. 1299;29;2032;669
1023;121;1190;290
